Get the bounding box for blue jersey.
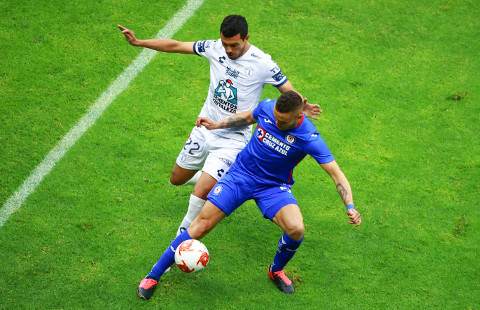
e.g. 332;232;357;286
231;99;334;185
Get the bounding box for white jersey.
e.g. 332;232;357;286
193;39;288;142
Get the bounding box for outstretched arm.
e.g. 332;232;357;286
320;160;361;225
196;111;256;130
277;81;322;119
118;25;195;54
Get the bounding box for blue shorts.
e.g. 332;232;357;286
207;168;298;220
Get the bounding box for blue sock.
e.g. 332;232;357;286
271;233;303;272
147;230;192;280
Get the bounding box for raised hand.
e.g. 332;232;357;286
303;98;322;119
118;24;139;46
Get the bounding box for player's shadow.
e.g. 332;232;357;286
165;200;325;301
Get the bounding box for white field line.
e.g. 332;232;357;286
0;0;204;228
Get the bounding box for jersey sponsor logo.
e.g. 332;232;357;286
225;66;240;79
213;79;238;113
286;135;295;144
219;157;233;167
256;126;291;156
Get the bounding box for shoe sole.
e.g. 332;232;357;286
268;266;294;294
137;288;150;300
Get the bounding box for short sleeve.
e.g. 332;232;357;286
252;99;267;121
193;40;216;59
261;58;288;87
304;134;335;164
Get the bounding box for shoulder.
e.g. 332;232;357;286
246;45;278;67
296;121;331;156
257;98;275;112
194;39;221;55
295;117;323;141
248;45;271;60
253;98;275;119
246;45;286;85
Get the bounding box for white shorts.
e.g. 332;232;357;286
176;126;246;181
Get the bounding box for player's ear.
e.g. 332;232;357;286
243;34;249;41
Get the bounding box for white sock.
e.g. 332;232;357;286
185;171;202;185
177;194;206;236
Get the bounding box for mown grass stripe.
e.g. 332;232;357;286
0;0;204;228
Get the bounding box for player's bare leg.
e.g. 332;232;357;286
192;172;217;199
176;172;218;235
273;204;305;241
138;201;225;300
188;200;225;239
269;204;305;294
169;164;198;186
185;171;202;185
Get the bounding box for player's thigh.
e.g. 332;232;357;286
189;200;226;239
254;184;299;221
204;138;244;181
192;172;218;199
174;127;209;182
170;164;198;186
207;170;253;218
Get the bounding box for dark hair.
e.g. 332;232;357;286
220;15;248;39
276;91;304;113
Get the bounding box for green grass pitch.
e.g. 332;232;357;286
1;0;479;308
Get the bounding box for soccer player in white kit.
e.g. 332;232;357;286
119;15;321;237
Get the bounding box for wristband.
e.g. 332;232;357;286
346;203;355;211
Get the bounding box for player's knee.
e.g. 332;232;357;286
286;222;305;240
170;172;186;186
193;184;214;200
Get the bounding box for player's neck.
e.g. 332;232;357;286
295;114;305;128
238;42;251;59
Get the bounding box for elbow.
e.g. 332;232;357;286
164;41;181;53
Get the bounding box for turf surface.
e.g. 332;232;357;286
1;0;479;308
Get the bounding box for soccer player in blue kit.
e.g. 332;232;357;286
137;91;361;299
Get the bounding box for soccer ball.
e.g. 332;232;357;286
174;239;209;273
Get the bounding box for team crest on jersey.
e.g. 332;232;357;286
213;185;223;195
286;135;295;144
213;79;238;113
